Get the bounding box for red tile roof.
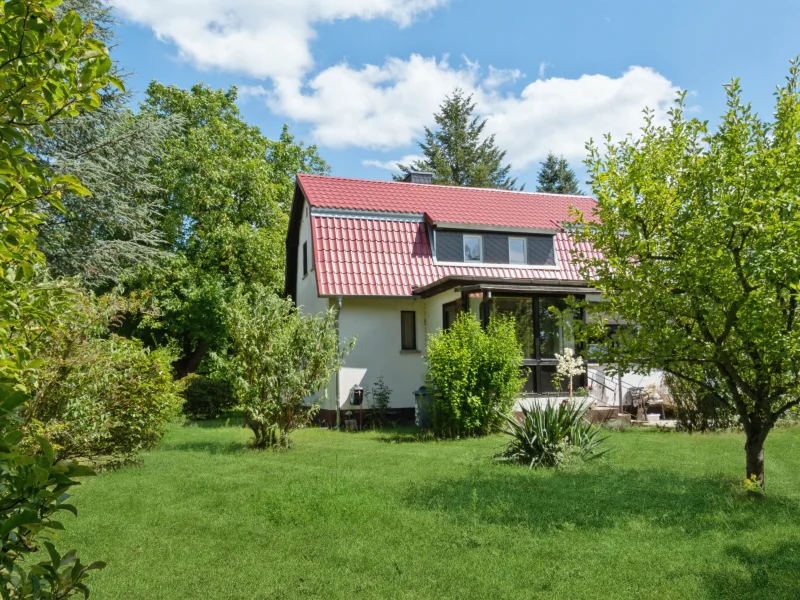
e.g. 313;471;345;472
297;174;596;230
312;217;597;297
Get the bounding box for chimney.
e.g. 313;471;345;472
402;171;433;185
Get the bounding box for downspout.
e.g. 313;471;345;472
335;295;343;429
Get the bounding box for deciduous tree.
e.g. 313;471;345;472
572;63;800;490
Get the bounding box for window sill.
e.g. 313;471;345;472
400;349;421;354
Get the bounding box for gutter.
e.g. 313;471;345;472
334;295;343;429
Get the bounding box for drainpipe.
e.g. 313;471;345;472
334;295;343;429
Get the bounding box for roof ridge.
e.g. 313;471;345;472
296;172;594;201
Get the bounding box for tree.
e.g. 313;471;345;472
129;83;328;376
30;0;179;287
536;152;581;194
1;0;118;594
225;287;352;449
572;63;800;490
395;88;521;190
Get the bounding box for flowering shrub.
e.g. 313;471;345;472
553;348;586;399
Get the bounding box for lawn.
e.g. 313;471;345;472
60;421;800;600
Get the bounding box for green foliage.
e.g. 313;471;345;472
665;371;739;433
0;1;118;592
182;375;237;421
536;151;581;194
425;313;524;438
0;0;119;391
572;62;800;488
395;88;521;190
226;287;352;449
366;376;392;430
495;401;610;468
127;84;328;376
0;388;105;598
27;293;184;464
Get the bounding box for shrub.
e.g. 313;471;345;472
182;375;237;420
226;287;353;449
664;372;738;432
495;402;610;468
366;376;392;430
425;313;524;438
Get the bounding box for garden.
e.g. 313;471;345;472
3;2;800;599
60;421;800;600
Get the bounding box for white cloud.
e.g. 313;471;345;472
538;61;549;79
113;0;450;79
362;154;424;171
271;56;680;168
116;0;684;170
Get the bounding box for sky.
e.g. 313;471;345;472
109;0;800;190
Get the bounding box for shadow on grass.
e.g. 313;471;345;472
402;465;800;537
184;412;244;429
702;541;800;599
164;440;249;455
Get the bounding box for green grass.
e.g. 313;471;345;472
60;422;800;599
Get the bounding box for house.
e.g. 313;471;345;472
285;172;663;425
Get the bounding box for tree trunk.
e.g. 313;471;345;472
173;339;208;379
744;425;767;490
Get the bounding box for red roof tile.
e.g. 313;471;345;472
298;174;596;230
312;217;597;297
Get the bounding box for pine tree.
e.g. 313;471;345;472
395;88;521;190
536;152;582;194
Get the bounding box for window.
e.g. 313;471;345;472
401;311;417;350
463;235;482;262
509;237;526;265
442;301;457;330
492;297;534;358
538;296;575;358
302;241;308;277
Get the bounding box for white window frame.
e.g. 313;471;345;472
463;234;483;263
508;237;527;265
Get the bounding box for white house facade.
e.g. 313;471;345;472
285;172;663;425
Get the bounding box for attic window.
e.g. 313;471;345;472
509;237;526;264
463;235;482;262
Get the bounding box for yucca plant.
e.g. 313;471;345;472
495;401;610;468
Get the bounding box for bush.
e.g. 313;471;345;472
366;376;392;430
226;287;353;449
182;375;237;420
29;335;184;465
425;313;524;438
664;372;738;432
496;402;610;468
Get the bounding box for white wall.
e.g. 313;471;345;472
337;296;428;410
294;200;333;408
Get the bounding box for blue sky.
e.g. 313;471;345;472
110;0;800;190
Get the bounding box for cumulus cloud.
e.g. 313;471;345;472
116;0;683;169
362;154;424;171
272;57;680;168
113;0;450;79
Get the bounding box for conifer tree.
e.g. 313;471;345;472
536;151;581;194
396;88;521;190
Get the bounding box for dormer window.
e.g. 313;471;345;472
509;237;526;265
463;235;482;262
